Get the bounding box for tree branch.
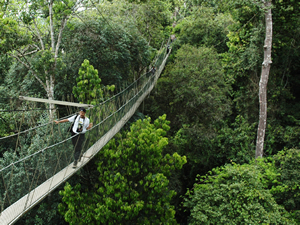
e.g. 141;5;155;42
18;49;39;56
33;19;45;50
49;0;55;52
55;16;69;59
9;51;47;91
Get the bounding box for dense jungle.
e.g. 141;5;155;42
1;0;300;224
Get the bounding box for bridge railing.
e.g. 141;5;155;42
0;44;170;222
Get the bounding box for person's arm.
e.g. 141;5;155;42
87;122;93;130
54;119;69;124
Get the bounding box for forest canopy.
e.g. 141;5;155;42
1;0;300;224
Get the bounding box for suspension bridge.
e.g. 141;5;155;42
0;46;170;224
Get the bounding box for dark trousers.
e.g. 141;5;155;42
71;133;85;161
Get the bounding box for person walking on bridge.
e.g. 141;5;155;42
54;107;93;168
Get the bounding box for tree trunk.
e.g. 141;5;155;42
46;76;55;119
8;0;79;120
48;1;69;119
49;0;55;51
255;0;273;158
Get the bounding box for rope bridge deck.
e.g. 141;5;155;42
0;48;170;225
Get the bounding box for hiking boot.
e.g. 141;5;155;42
73;160;78;168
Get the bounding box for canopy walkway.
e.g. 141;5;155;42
0;47;170;225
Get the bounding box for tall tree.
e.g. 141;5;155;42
59;115;186;224
256;0;272;158
72;59;115;105
2;0;87;118
184;160;295;224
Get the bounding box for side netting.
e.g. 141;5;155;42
0;47;171;225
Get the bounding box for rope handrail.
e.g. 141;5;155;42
0;49;162;141
0;114;76;141
0;44;170;225
0;76;150;172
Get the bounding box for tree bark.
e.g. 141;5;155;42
255;0;273;158
49;0;55;52
33;19;45;50
55;16;69;59
6;0;82;119
48;2;70;119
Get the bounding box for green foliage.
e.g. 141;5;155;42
72;59;114;105
174;6;232;53
31;49;66;81
1;59;46;100
220;1;264;120
166;44;231;128
59;115;186;224
2;0;300;223
218;0;300;125
133;0;173;48
0;0;9;13
184;161;295;225
170;115;256;188
0;111;75;214
15;192;66;225
62;11;152;87
27;0;79;20
183;149;300;224
0;17;31;53
212;115;256;164
143;44;232;188
0;113;15;143
264;121;300;156
267;0;300;122
266;149;300;222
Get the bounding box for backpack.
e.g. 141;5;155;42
67;114;79;135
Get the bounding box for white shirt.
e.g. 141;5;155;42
68;115;90;134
